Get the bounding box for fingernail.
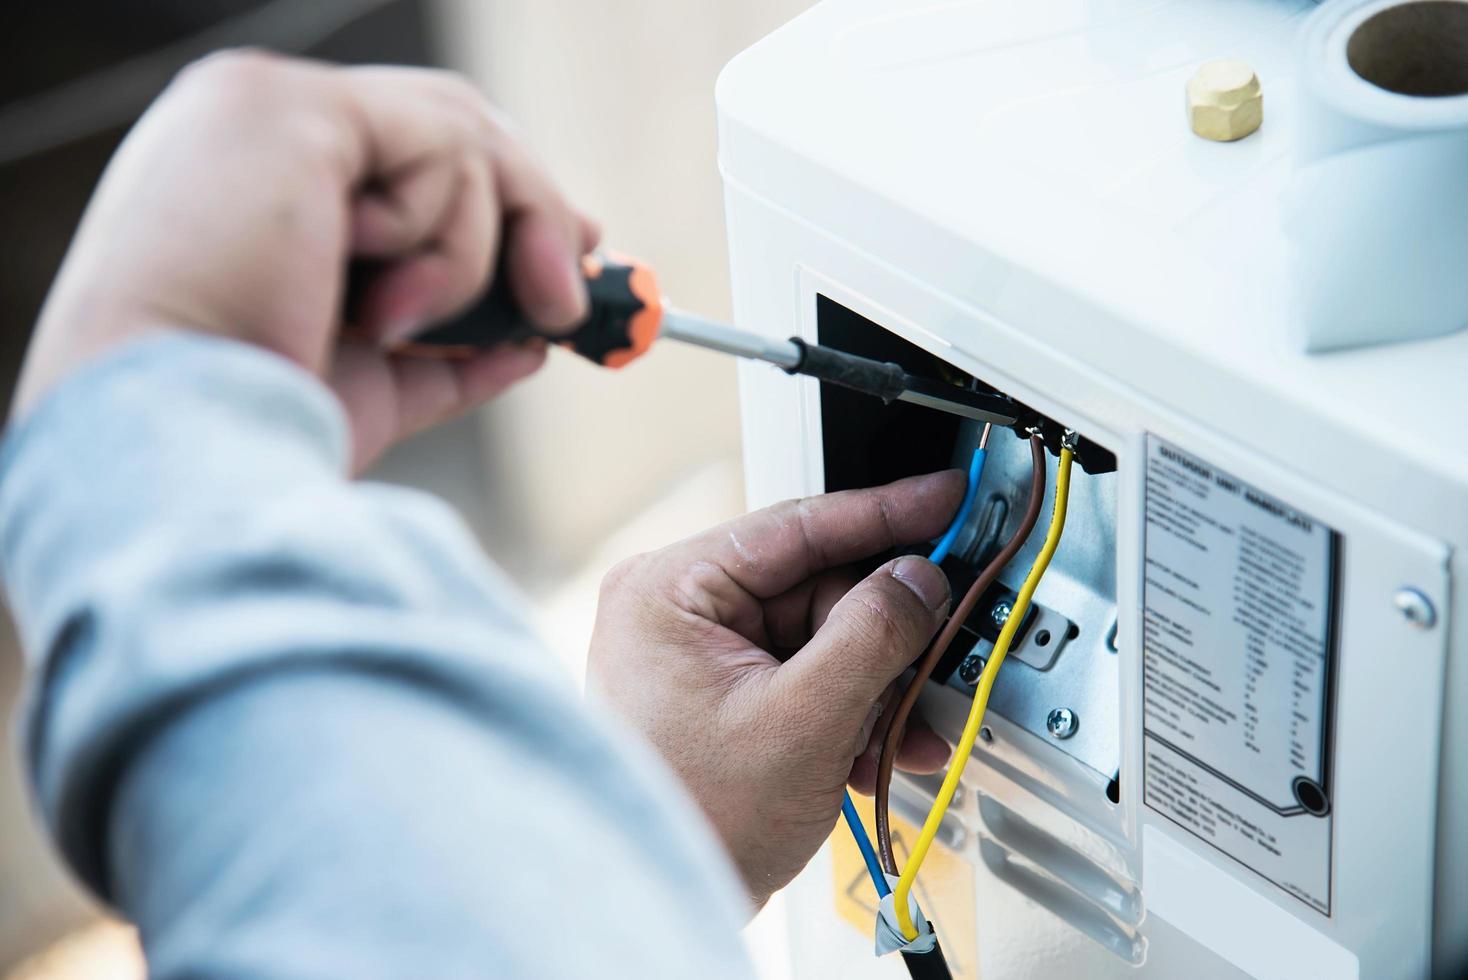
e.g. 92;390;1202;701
891;556;950;612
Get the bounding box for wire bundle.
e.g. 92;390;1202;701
840;428;990;897
892;437;1076;940
874;433;1046;873
841;426;1079;960
845;425;992;897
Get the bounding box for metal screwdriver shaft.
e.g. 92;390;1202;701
398;253;1017;425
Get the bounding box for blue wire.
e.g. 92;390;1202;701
842;791;892;897
839;439;989;898
928;446;987;564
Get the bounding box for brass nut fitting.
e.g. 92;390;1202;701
1186;60;1263;142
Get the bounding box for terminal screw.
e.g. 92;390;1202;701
958;654;985;686
1047;707;1078;740
990;599;1013;631
1186;59;1263;142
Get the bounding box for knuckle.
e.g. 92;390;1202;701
177;47;283;95
439;71;490;110
779;493;814;515
848;578;927;649
599;553;649;599
663;560;749;629
872;490;898;543
770;495;821;572
845;590;905;650
420;70;501;133
480;102;518;140
284;106;353;171
168;51;318;141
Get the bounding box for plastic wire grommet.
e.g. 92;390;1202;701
875;876;935;957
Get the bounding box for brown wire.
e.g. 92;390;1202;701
874;434;1047;873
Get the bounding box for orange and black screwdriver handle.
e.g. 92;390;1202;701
387;254;663;367
349;250;1028;432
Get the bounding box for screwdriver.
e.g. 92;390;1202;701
391;253;1019;426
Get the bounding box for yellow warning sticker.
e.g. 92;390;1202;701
831;793;979;978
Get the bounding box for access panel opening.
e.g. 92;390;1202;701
816;294;1121;787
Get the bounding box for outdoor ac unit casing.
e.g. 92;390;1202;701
718;1;1468;977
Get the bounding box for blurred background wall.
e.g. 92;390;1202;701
0;1;811;975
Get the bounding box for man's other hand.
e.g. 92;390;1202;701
587;471;961;907
13;51;597;471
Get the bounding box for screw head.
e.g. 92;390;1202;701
990;599;1014;631
1394;588;1437;630
958;654;985;686
1046;707;1078;740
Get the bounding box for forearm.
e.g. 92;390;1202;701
2;334;751;977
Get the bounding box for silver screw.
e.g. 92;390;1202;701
990;600;1014;630
1046;707;1078;740
958;654;985;686
1394;588;1437;630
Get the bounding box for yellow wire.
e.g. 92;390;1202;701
893;445;1075;940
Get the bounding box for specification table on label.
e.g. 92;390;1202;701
1142;437;1338;914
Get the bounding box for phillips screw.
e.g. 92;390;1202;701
1047;707;1078;740
958;654;985;686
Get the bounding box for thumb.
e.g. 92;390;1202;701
776;555;950;753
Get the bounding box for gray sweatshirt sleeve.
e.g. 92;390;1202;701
0;333;754;979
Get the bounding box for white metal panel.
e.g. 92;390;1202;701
715;0;1468;532
1144;826;1358;980
724;174;1458;975
1137;402;1451;980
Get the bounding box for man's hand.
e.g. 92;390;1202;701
588;471;961;907
13;51;596;471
